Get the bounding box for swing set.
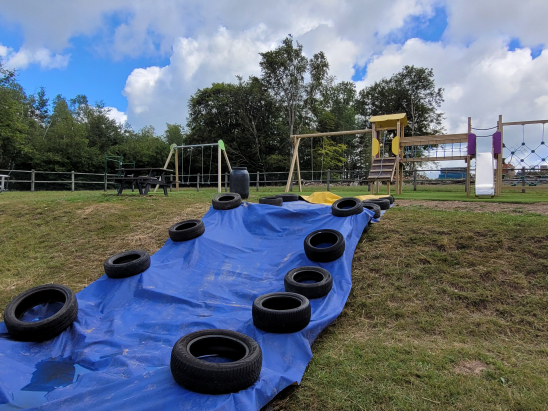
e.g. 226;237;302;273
155;140;232;193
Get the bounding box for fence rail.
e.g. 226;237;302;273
1;168;547;193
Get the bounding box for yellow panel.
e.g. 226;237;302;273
391;136;400;155
372;138;379;157
369;113;408;128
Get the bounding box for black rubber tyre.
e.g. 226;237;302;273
253;292;311;333
362;202;381;219
275;194;299;202
379;196;394;205
367;198;390;210
284;266;333;299
3;284;78;342
168;219;205;242
259;196;283;206
331;197;363;217
304;229;345;263
212;193;242;210
104;250;151;279
170;329;262;394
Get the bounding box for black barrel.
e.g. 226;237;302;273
229;167;250;199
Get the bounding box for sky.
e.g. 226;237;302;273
1;0;548;164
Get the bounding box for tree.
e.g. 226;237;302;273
164;123;186;146
185;79;284;173
259;36;329;156
0;62;29;169
355;65;444;136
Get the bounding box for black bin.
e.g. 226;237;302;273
230;167;250;199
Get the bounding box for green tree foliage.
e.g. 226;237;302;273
356;65;444;136
259;36;329;146
164;123;186;146
186;77;285;173
0;62;29;169
1;52;445;181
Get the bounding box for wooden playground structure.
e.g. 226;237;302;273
285;113;548;197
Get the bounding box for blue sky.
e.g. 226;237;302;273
1;0;547;135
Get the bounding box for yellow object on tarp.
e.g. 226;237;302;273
300;191;390;205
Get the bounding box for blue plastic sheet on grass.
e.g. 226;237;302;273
0;201;376;410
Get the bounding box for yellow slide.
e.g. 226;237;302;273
299;191;390;206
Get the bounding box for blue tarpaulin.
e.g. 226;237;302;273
0;200;379;410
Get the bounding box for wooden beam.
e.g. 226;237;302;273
285;138;301;192
401;156;468;163
467;117;471;197
291;129;371;138
497;115;503;197
155;145;175;192
501;119;548;126
401;133;468;145
217;145;221;193
223;150;232;173
296;138;302;192
175;148;179;191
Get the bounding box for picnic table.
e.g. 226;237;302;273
110;168;173;196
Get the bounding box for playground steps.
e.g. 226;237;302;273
367;158;397;182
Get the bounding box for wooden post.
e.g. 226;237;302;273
218;145;221;193
155;145;175;193
395;120;400;195
256;171;259;192
371;123;376;166
497;114;503;196
197;173;200;192
466;117;472;197
327;169;330;191
285;137;301;192
370;127;376;195
399;121;404;194
71;171;75;192
401;166;404;194
31;169;35;192
175;148;179;191
296;138;302;192
223;150;232;172
413;169;417;191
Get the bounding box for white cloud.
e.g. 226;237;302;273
105;107;128;125
0;46;70;70
444;0;548;47
123;25;274;130
1;0;547;149
358;38;548;136
357;37;548;168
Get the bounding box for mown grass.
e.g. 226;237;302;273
273;207;548;410
1;189;548;410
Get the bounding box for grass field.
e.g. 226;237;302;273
1;187;548;410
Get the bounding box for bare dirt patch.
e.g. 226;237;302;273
396;200;548;215
77;202;128;217
454;360;488;376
